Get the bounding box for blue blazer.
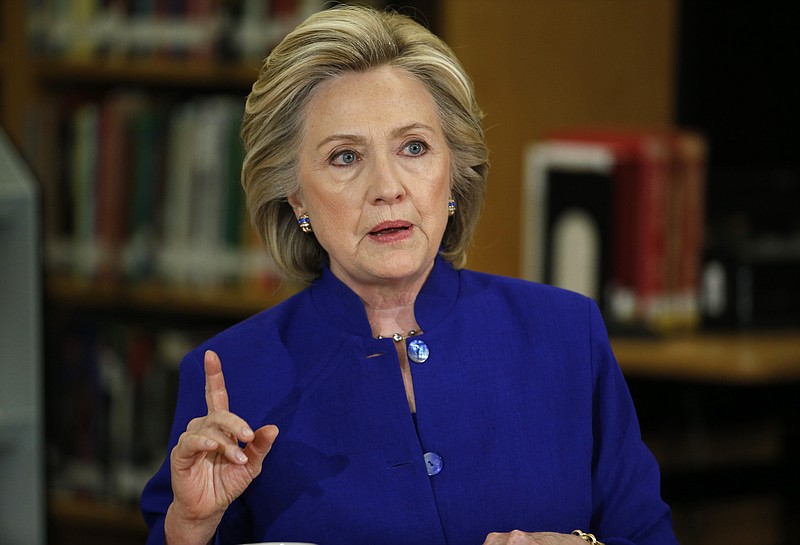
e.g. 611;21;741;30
141;257;677;545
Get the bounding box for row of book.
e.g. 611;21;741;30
48;319;203;503
523;129;707;333
27;0;325;62
44;91;282;288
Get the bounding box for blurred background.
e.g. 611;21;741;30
0;1;798;544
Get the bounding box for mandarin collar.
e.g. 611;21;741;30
309;255;460;338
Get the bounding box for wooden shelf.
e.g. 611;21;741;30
612;329;800;384
50;496;146;532
45;273;302;319
45;269;800;380
49;496;147;545
34;57;261;89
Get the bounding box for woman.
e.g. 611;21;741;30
140;6;678;545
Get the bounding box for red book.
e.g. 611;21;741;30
95;93;146;281
547;129;672;328
670;131;707;329
186;0;215;60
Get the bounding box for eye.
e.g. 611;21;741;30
403;140;428;157
331;149;359;166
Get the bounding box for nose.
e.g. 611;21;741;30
367;153;405;205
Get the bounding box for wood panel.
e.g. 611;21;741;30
442;0;677;277
0;2;37;149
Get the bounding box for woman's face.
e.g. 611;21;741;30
291;66;452;292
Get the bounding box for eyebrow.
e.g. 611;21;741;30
316;133;367;151
315;123;436;151
392;122;436;138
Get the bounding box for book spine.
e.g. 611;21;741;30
37;0;324;62
70;103;101;280
126;104;167;280
673;131;708;329
607;151;638;324
632;135;671;328
159;101;196;283
59;93;283;291
51;319;187;502
541;129;706;332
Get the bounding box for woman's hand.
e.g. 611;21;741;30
164;350;279;545
483;530;588;545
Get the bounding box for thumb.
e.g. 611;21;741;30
244;425;279;470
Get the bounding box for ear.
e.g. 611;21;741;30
287;193;304;217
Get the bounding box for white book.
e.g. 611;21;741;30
159;103;197;284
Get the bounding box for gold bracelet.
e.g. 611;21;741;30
572;529;605;545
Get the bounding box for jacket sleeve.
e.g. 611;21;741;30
586;301;679;545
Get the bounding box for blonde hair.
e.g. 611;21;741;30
241;4;489;284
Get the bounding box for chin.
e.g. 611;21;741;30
367;256;432;283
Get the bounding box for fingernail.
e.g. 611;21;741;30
242;427;254;438
235;450;248;463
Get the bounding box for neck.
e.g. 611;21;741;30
365;303;418;339
348;277;427;339
331;261;434;338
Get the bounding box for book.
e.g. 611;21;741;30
94;92;147;282
522;141;616;309
49;318;191;502
186;0;217;60
32;0;325;63
668;131;707;329
125;103;169;281
546;130;672;328
58;93;282;291
525;129;707;332
186;97;238;285
158;100;196;283
69;102;101;280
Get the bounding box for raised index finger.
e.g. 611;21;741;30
204;349;229;414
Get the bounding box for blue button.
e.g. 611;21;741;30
407;339;429;363
424;451;443;476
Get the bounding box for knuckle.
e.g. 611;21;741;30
186;416;206;431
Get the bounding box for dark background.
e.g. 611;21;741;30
677;1;800;240
677;1;800;327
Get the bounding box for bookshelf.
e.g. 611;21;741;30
2;2;442;543
2;2;317;543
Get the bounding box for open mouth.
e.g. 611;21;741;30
371;226;409;236
369;221;412;237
